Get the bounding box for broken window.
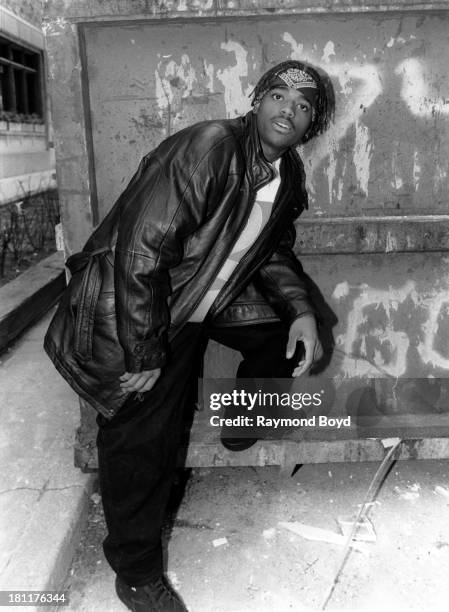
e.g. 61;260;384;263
0;36;43;120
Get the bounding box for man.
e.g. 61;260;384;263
45;60;333;611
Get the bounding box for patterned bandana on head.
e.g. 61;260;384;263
250;60;334;144
277;67;318;91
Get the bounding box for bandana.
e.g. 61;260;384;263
253;67;319;108
278;67;318;90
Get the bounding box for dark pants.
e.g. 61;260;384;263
96;321;295;586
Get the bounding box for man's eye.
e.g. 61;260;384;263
272;93;283;101
298;104;311;112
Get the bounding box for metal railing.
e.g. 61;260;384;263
0;189;60;279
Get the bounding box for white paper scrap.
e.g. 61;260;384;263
212;537;228;548
381;437;401;449
278;521;365;551
435;486;449;500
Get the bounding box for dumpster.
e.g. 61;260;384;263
43;0;449;470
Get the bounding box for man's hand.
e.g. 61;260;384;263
119;369;161;393
286;314;323;377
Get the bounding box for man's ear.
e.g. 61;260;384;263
252;101;260;114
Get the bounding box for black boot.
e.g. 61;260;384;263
220;436;258;451
115;575;188;612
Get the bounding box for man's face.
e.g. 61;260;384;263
255;85;315;162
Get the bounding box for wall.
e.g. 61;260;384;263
2;0;43;29
42;2;449;428
83;14;449;223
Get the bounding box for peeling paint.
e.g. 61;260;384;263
69;15;449;235
391;148;403;191
203;60;215;92
321;41;336;63
216;41;251;118
332;281;350;300
155;53;197;133
337;281;418;378
418;296;449;370
395;58;449;117
282;32;304;60
304;62;382;204
353;121;372;196
385;231;398;253
413;150;421;190
326;138;338;203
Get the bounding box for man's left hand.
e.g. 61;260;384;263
286;314;323;377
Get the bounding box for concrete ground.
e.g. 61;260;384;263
0;311;95;607
65;460;449;612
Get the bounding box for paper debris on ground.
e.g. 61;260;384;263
435;486;449;500
278;521;365;551
380;437;401;449
212;537;228;548
394;485;420;501
337;515;377;542
262;528;276;541
90;493;101;504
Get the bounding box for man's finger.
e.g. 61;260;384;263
293;340;314;376
119;372;133;382
286;331;298;359
140;372;160;393
120;373;142;389
314;341;324;361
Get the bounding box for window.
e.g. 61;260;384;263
0;36;43;119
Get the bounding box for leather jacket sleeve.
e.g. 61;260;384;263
114;155;178;372
254;221;315;324
113;133;234;372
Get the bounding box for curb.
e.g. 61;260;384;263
0;251;65;352
0;310;95;610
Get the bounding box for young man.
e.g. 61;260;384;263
45;60;333;611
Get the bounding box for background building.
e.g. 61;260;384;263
0;1;55;205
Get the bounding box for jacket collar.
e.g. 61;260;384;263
241;111;309;210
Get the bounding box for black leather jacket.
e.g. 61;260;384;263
44;111;314;417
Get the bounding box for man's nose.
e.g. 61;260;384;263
281;102;295;118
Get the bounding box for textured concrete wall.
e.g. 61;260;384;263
2;0;43;29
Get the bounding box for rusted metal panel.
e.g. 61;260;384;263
79;12;449;251
43;5;449;254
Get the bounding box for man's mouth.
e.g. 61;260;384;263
272;119;293;133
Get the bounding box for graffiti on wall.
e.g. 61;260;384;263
332;274;449;378
153;30;449;211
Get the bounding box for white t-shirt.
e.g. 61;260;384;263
189;159;281;322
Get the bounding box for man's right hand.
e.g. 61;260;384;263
119;369;161;393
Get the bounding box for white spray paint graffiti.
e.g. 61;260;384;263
334;281;416;378
152;32;447;203
333;280;449;377
418;296;449;370
216;41;253;118
302;61;381;202
282;32;382;202
321;41;336;64
155;53;196;133
353;122;373;196
395;58;449;117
